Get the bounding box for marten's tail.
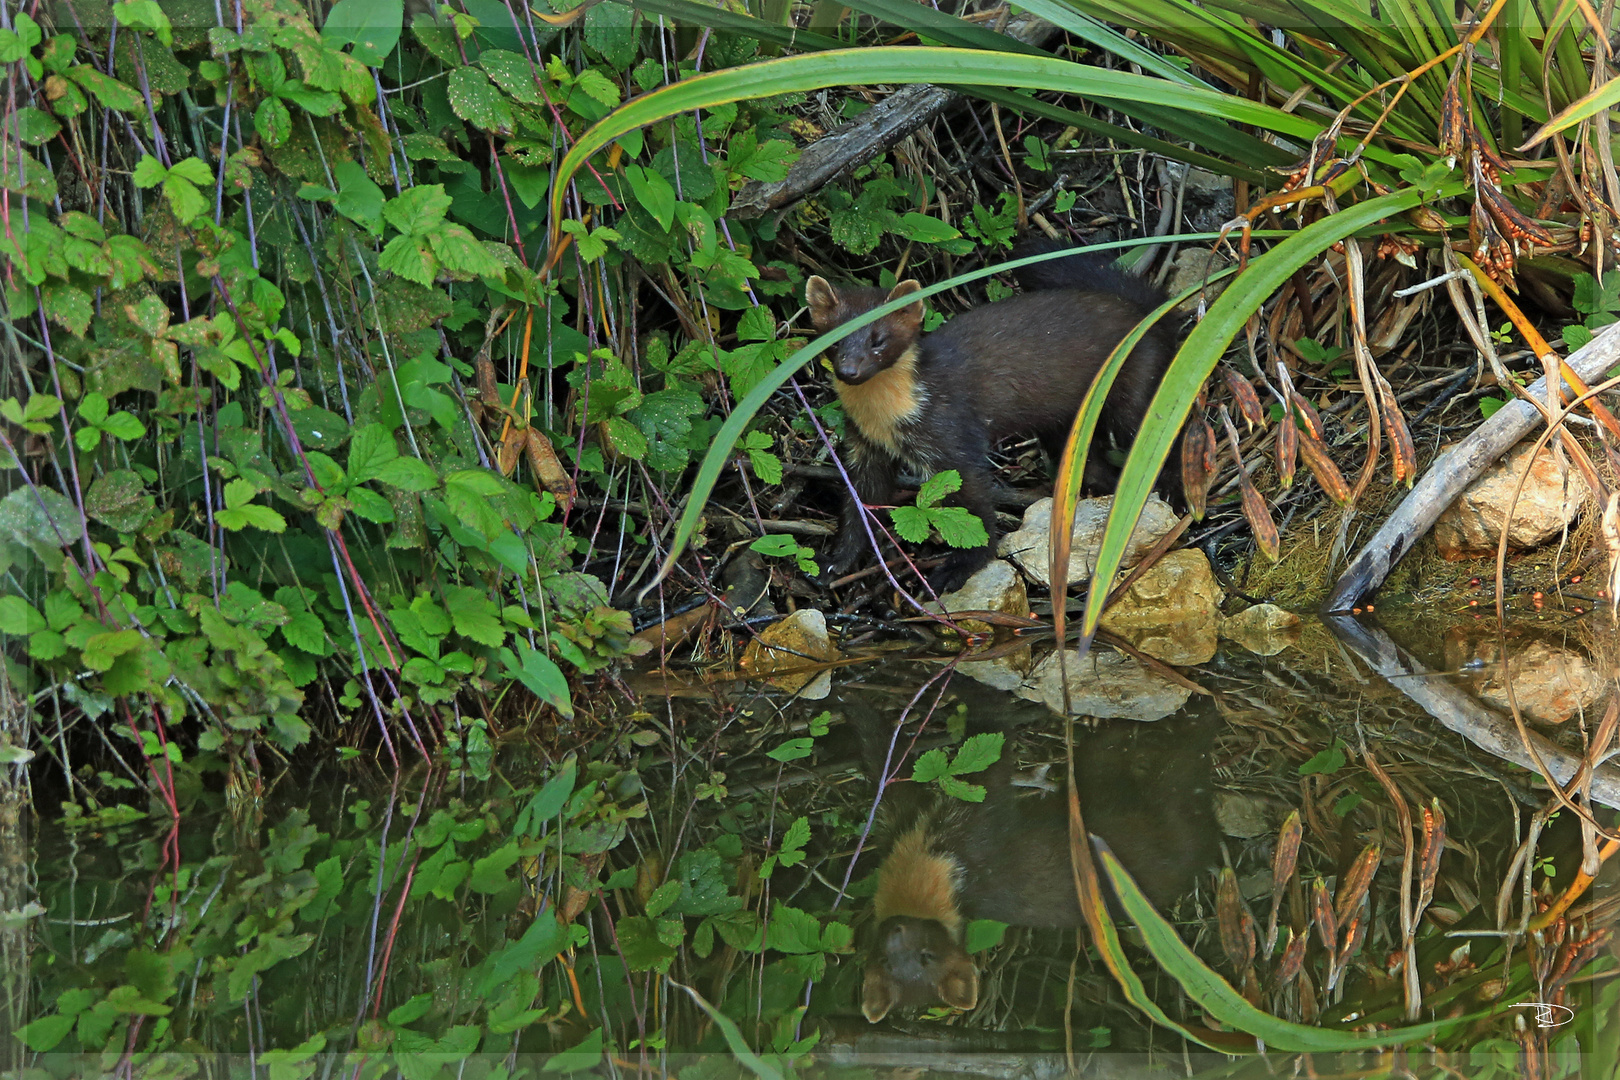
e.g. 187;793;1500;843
1010;236;1167;311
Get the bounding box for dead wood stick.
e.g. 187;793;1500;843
729;13;1059;218
1324;321;1620;613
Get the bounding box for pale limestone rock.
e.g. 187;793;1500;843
1018;648;1191;722
1220;603;1303;656
1432;441;1586;559
998;495;1180;589
1098;548;1223;665
740;609;839;699
930;559;1033;692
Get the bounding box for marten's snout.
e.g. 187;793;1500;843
832;334;890;384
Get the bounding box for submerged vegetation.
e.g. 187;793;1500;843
3;0;1620;1072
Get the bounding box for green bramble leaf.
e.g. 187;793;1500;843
624;165;676;232
916;470;962;509
889;505;931;544
929;506;989;549
383;184;453;236
131;155;167;188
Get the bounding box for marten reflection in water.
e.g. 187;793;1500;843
847;695;1222;1023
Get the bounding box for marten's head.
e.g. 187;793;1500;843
861;915;978;1023
804;277;925;386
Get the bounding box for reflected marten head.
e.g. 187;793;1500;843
804;276;925;386
862;915;978;1023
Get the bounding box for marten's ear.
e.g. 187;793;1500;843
861;966;900;1023
805;276;839;329
936;955;979;1013
887;279;925;334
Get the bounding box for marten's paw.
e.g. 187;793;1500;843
928;550;990;594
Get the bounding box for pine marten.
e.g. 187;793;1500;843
857;712;1219;1023
805;240;1178;593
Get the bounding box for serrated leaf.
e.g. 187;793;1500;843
372;456;438;491
6;106;61;145
889;505;932;544
167;157;213;186
447;67;514;134
348;486;396;523
382;183;452;235
217;503;287;532
916;470;962;509
279;82;342;116
0;596;46;635
379;234;437;284
85;469;154;532
429;223;506;278
70;65;141;111
501;644;574;717
42;282;92;337
255;96;292;146
480;49;547;104
624;164;675;232
322;0;403;66
98;412;146;442
929;505;989;549
162;177;208;224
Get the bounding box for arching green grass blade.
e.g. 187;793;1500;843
1075;181;1470;639
552;47;1395;226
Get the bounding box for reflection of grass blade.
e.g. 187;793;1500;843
1095;842;1479;1051
1076;181;1469;639
1065;728;1257;1053
671;979;785;1080
552;47;1379;227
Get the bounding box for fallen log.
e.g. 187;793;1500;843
1324;321;1620;612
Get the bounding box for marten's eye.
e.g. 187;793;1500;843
871;333;887;352
918;950;936;965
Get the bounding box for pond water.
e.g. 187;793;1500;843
10;613;1620;1079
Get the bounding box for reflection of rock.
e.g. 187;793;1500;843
1018;649;1191;721
1443;636;1607;724
740;609;839;699
998;495;1180;589
1220;603;1303;656
1215;792;1271;838
1432;441;1585;559
931;560;1032;692
1098;549;1223;665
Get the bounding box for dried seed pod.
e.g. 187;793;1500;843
1272;928;1308;990
1217;868;1257;974
527;428;578;510
1241;467;1281;561
1223;367;1267;431
475;349;502;408
1298;429;1353;505
1335;843;1382;927
497;434;524;477
1181;418;1214;521
1417;799;1446;916
1312;877;1337;952
1266;810;1304;952
1275;398;1298;488
1378;376;1417;486
1288;391;1324;440
1438;78;1468;163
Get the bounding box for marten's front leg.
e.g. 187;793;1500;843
827;437;900;578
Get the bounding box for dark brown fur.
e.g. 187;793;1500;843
806;241;1179;592
857;710;1219;1023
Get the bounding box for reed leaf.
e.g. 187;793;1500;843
552;46;1399;227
